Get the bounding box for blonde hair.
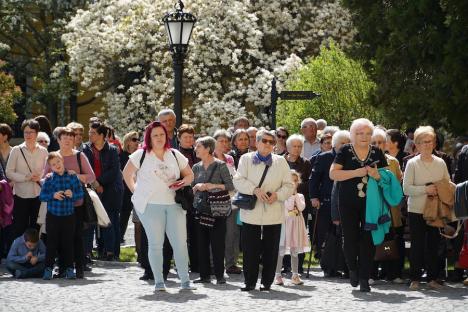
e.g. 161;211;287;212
122;131;139;153
47;151;63;164
414;126;435;144
290;169;302;184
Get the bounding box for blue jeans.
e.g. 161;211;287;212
137;203;189;285
6;260;45;278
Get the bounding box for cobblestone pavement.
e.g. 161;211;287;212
0;262;467;312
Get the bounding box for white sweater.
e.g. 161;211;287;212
403;155;450;214
233;152;294;225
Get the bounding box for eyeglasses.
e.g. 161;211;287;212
372;141;384;145
261;138;276;146
24;131;36;135
276;134;287;139
131;138;139;142
37;140;49;144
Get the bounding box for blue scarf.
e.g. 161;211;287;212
252;152;272;166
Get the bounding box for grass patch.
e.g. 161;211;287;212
120;246;137;262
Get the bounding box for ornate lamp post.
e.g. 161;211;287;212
163;0;196;127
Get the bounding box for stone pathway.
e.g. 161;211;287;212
1;262;467;312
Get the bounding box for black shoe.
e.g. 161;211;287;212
349;270;359;287
193;278;211;284
259;285;271;291
76;267;84;279
240;285;255;291
217;277;226;284
83;265;92;272
163;274;168;281
85;256;93;265
359;279;371;292
104;254;115;261
139;272;154;280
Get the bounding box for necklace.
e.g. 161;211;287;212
350;145;371;167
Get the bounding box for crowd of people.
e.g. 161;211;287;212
0;111;467;294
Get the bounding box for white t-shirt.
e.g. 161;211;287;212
129;148;188;205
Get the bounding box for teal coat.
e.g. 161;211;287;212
365;168;403;245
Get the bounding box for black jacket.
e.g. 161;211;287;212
83;142;123;209
309;149;335;203
455;145;468;184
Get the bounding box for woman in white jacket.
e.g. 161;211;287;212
233;129;294;291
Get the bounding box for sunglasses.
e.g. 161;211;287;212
131;138;139;142
276;134;287;139
261;138;276;145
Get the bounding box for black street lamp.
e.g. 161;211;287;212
163;0;196;128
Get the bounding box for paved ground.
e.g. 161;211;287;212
0;261;467;312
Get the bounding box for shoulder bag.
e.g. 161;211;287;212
232;165;269;210
77;152;98;228
171;149;193;211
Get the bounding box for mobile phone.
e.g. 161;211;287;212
169;181;184;188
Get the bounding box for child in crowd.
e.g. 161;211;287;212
275;170;310;286
6;228;46;278
39;152;83;280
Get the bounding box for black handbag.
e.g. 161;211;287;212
77;152;97;228
232;165;269;210
171;150;193;211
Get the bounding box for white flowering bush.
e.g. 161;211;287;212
63;0;355;135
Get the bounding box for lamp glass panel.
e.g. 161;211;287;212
168;21;182;44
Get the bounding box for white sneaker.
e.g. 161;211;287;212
274;274;284;286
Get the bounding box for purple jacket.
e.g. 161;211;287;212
0;179;14;228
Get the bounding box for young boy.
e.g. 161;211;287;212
39;152;83;280
6;228;46;278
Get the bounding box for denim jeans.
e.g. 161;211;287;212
6;260;45;278
137;203;189;285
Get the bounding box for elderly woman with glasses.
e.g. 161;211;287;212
403;126;450;291
233;129;294;291
36;132;50;149
330;118;388;292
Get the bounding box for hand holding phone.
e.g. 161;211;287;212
169;180;185;190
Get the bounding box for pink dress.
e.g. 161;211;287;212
279;193;310;256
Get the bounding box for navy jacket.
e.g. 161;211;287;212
309;149;335;203
83;141;123;210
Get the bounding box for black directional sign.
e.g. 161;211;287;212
279;91;320;101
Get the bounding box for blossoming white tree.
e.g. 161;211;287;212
63;0;355;135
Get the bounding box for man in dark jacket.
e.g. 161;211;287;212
84;122;123;261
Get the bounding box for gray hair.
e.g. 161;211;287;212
322;126;340;137
316;119;327;130
213;129;231;141
196;136;216;154
300;118;317;129
157;108;176;118
256;129;275;142
246;126;258;134
332;130;351;148
349;118;374;142
372;128;387;142
37;132;50;145
286;134;304;149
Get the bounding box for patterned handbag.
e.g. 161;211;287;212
208;189;232;217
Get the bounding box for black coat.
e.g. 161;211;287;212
83;141;123;212
455;145;468;184
309;149;335;202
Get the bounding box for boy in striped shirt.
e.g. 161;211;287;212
39;152;83;280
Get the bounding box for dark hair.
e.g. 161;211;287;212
276;126;290;138
405;127;415;135
143;121;170;152
106;125;116;140
435;132;444;151
34;115;53;136
24;228;39;243
177;124;195;138
0;123;13;140
320;133;332;144
231;129;249;148
47;151;63;164
21;119;41;133
386;129;407;150
57;127;76;139
233;117;250;128
90;122;109;137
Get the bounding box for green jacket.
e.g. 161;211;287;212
365;168;403;245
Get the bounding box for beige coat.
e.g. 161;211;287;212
233;152;294;225
423;179;456;227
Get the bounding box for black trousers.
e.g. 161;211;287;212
197;218;226;279
408;212;440;282
12;196;40;242
73;205;85;270
45;213;75;269
119;189;133;241
139;224;153;275
339;200;375;280
242;223;281;288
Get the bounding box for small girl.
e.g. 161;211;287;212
275;170;310;285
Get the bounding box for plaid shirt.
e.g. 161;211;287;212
39;171;84;216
